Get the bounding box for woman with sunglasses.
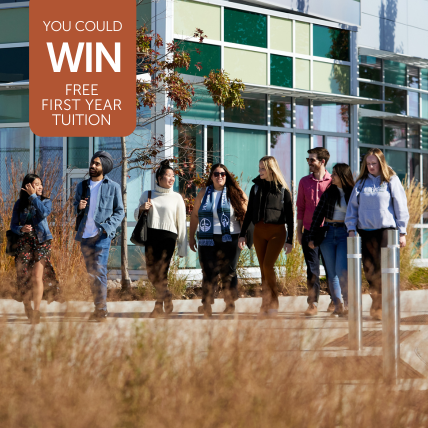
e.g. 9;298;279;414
307;164;355;317
189;164;248;317
238;156;294;318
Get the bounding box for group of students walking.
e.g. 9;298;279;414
9;146;409;323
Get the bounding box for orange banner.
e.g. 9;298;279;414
29;0;136;136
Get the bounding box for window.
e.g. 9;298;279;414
422;126;428;150
295;98;309;130
384;121;406;148
174;0;220;40
270;96;292;128
409;91;419;117
207;126;221;165
313;102;349;133
94;137;121;185
0;47;29;83
385;150;406;181
409;125;420;149
175;40;221;78
0;89;29;123
295;134;310;187
0;127;31;196
384;60;406;86
313;25;349;61
325;137;349;173
359;82;382;111
181;86;220;122
313;62;350;95
224;48;267;85
359;56;382;82
223;128;267;194
313;135;323;148
270;55;292;88
270;17;292;52
270;132;291;188
409;152;420;184
422;94;428;120
422;69;428;91
0;8;28;44
385;87;406;115
408;66;419;89
224;8;267;48
67;137;89;169
224;93;266;126
359;117;382;145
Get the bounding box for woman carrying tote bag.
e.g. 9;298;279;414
308;163;355;317
134;160;188;318
345;148;409;320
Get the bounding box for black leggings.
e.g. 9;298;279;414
358;228;394;294
145;228;177;303
198;234;241;305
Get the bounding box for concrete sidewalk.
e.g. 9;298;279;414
1;290;428;384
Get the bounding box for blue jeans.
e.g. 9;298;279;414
319;226;348;308
80;232;112;311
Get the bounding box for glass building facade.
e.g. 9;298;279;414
2;0;428;269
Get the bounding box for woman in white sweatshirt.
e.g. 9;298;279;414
134;160;188;318
345;148;409;321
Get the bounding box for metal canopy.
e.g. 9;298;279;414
0;80;29;91
359;47;428;68
359;107;428;126
243;83;389;105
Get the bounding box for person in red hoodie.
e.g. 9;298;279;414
296;147;332;316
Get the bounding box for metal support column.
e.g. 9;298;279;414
381;230;401;383
347;236;363;350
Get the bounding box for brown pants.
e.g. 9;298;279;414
253;222;286;310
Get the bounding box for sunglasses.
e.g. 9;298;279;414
306;158;318;164
213;172;226;178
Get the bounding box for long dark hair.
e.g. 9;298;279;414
205;164;247;222
155;160;174;185
329;163;355;205
18;174;48;213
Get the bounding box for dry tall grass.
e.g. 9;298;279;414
0;158;90;300
0;318;427;427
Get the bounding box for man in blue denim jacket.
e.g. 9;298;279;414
74;151;124;321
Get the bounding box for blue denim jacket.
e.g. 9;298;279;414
73;175;125;242
10;194;53;243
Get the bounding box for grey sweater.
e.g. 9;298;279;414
345;174;409;235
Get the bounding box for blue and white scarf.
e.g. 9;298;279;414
198;185;232;246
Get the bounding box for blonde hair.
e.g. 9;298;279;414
357;148;395;184
260;156;290;192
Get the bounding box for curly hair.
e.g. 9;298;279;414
205;164;247;222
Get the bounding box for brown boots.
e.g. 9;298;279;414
370;292;382;320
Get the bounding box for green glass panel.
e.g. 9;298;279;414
136;0;151;31
224;93;266;125
385;150;406;182
0;89;28;123
359;82;382;111
173;124;203;198
422;126;428;150
384;60;406;86
422;69;428;91
270;96;292;128
270;55;292;88
174;0;220;40
422;229;428;258
224;128;267;195
175;40;221;77
224;8;267;48
384;121;406;148
67;137;89;169
422;93;428;119
359;147;369;167
0;8;28;43
359;117;382;145
313;25;349;61
359;56;382;81
296;134;310;187
207;126;221;165
0;47;29;83
385;87;406;115
182;86;220;121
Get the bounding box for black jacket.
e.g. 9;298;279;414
240;176;294;245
